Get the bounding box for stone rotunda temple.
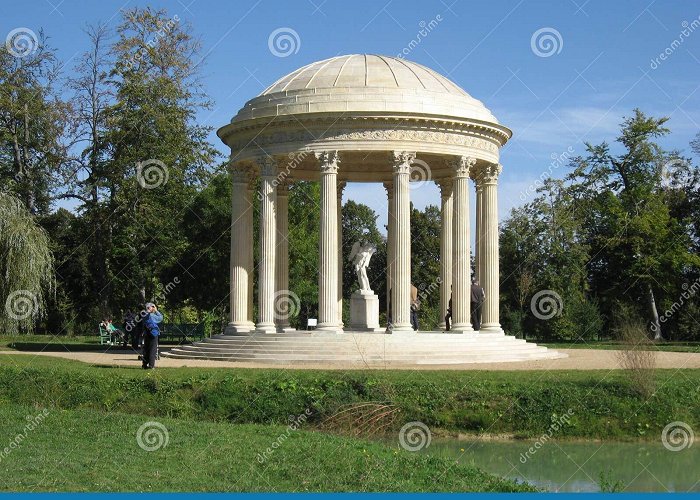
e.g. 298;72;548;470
164;54;564;366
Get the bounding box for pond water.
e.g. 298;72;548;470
421;438;699;492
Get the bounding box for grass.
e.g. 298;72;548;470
541;341;700;353
0;353;698;441
0;403;534;492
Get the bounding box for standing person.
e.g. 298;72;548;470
471;280;485;331
123;310;135;348
142;302;163;369
410;284;420;331
445;287;452;331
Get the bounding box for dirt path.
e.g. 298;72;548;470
1;347;699;370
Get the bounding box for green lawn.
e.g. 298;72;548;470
0;403;533;492
0;354;698;441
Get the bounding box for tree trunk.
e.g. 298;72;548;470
647;284;662;340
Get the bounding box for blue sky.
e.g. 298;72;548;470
4;0;700;227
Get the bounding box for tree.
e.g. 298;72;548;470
0;192;54;334
0;31;67;215
567;110;699;339
105;7;218;309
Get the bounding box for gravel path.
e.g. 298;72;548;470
2;348;699;370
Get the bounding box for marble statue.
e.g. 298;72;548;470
348;240;376;293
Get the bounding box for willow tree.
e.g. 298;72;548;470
0;192;54;334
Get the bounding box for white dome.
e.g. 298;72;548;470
231;54;500;124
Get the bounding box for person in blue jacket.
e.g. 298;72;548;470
142;302;163;369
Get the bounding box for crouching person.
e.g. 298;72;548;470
142;302;163;369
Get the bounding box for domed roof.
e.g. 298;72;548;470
230;54;501;125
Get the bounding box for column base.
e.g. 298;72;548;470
480;324;504;334
225;322;255;334
438;321;447;330
451;323;474;333
276;326;297;333
316;325;344;334
255;323;277;334
388;323;413;333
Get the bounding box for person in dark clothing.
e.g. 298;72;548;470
142;302;163;369
410;284;420;331
471;280;485;331
445;293;452;331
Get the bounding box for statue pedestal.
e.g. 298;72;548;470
349;290;382;332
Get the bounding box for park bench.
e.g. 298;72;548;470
98;322;205;345
158;323;206;343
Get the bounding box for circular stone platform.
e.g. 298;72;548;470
162;331;566;366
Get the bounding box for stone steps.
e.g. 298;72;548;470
161;330;566;365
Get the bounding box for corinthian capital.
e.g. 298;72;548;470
447;156;477;178
255;155;278;177
481;163;503;184
391;151;416;174
315;150;341;174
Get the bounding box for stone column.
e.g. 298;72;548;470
256;156;277;333
316;151;341;332
337;181;346;327
275;181;293;332
481;163;503;333
227;165;253;333
390;152;414;332
437;179;453;330
474;177;483;285
450;156;476;333
246;172;255;324
383;181;394;322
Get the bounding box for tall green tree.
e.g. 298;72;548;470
0;31;67;214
